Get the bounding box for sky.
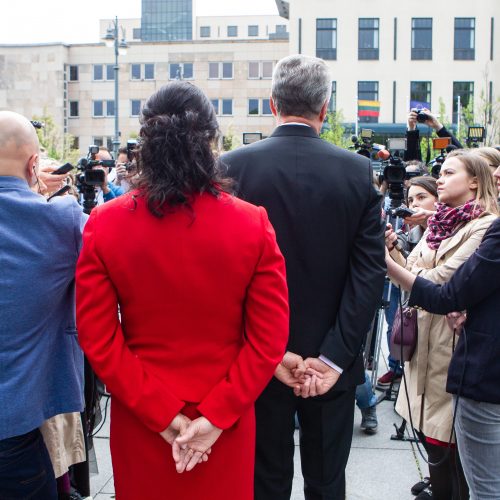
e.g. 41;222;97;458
0;0;279;45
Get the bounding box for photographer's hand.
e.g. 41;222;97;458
421;108;443;131
385;223;398;250
407;110;418;131
115;164;127;183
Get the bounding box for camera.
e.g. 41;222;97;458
125;139;138;172
416;110;430;124
351;129;385;159
377;150;406;208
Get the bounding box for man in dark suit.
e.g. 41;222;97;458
223;55;386;500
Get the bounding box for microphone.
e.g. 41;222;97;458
377;149;390;161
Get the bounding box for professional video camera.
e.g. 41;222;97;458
377;149;406;211
429;137;455;178
76;145;115;214
351;128;385;159
466;126;486;148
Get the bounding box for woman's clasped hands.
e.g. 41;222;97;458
160;414;222;474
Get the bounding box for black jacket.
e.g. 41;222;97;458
404;125;463;162
409;218;500;404
223;125;386;390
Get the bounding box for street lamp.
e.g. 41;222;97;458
102;17;129;156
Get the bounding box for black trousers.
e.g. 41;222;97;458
255;377;356;500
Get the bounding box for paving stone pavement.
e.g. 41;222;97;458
90;381;425;500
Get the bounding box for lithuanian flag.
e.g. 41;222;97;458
358;100;380;121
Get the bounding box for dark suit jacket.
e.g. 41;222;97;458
223;124;386;390
410;218;500;404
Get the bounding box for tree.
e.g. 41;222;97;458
320;110;351;148
32;109;80;164
222;125;240;151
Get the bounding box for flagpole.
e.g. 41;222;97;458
355;96;359;137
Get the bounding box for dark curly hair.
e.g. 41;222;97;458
135;81;232;218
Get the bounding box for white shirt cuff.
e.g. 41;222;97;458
319;355;343;374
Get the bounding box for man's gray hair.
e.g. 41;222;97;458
271;55;332;119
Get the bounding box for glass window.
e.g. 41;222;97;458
131;63;141;80
144;63;155;80
411;18;432;60
358;81;379;101
208;62;219;79
222;62;233;79
106;100;115;117
69;65;78;81
170;63;181;79
133;28;142;40
227;26;238;37
106;137;113;151
410;82;432;109
211;99;219;115
222;99;232;115
183;63;193;79
93;100;104;117
248;99;259;115
328;81;337;113
276;25;287;34
262;61;273;78
106;64;115;81
93;64;103;81
69;101;79;117
453;82;474;123
93;137;104;147
358;18;379;60
316;18;337;60
454;18;475;60
248;61;259;79
262;98;272;115
200;26;210;37
131;99;142;117
248;25;259;36
141;0;192;41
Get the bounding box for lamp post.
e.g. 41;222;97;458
103;17;128;157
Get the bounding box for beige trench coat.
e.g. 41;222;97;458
40;412;85;478
393;213;496;442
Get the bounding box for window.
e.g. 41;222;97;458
358;81;379;122
93;64;114;81
93;100;104;117
106;64;115;81
93;64;103;81
131;63;155;80
106;100;115;117
328;81;337;113
276;25;287;34
222;99;233;115
208;62;233;79
453;82;474;123
69;101;79;117
248;99;259;115
72;137;79;150
454;18;475;60
131;99;142;117
358;18;379;60
169;63;193;80
248;25;259;36
248;61;273;79
69;65;78;81
412;18;432;60
133;28;142;40
92;137;103;147
131;64;141;80
248;99;273;116
200;26;210;37
316;18;337;60
262;98;272;115
144;63;155;80
211;99;219;115
410;82;431;108
227;26;238;37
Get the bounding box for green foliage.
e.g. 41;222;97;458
222;126;240;151
32;109;80;164
320;111;351;148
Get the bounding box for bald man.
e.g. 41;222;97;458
0;111;87;499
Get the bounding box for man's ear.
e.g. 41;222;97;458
270;96;278;118
26;153;38;185
319;100;329;123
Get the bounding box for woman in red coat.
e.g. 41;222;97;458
76;82;289;500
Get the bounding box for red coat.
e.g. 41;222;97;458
76;191;289;499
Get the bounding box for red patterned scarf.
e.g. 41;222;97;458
426;200;484;250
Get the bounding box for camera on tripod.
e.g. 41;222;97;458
377;148;406;211
351;129;384;159
429;137;452;178
77;145;115;186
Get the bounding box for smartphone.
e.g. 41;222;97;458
50;163;73;175
391;207;415;218
47;184;71;201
